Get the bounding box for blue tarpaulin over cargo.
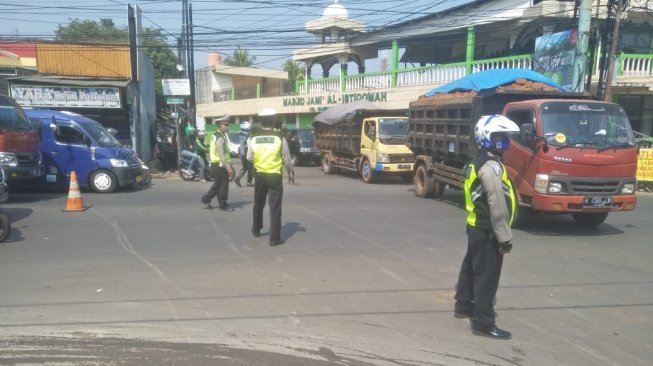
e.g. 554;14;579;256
423;69;563;96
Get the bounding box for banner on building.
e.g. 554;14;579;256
162;79;190;96
10;85;121;108
637;149;653;182
533;30;577;92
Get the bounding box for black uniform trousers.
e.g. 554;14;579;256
454;225;504;330
201;163;229;208
235;156;253;184
252;172;283;243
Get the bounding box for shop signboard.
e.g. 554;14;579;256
165;96;185;105
10;85;121;108
162;79;190;96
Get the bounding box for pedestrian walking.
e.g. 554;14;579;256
201;118;234;211
454;114;519;340
234;122;254;187
248;108;293;246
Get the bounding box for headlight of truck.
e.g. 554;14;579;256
534;174;549;194
621;183;635;194
0;153;18;167
110;159;128;167
548;182;562;193
377;152;390;163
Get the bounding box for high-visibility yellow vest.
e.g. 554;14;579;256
464;153;516;229
250;134;283;174
209;131;230;164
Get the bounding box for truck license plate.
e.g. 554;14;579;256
398;164;411;170
135;175;143;183
583;196;612;207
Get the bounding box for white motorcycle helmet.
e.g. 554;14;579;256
474;115;519;151
240;121;251;133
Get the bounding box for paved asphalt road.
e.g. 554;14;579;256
0;165;652;366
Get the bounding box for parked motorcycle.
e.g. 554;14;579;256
137;157;152;185
0;167;11;242
178;155;213;181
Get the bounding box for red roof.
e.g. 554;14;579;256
0;42;37;58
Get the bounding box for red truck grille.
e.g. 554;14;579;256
569;180;620;194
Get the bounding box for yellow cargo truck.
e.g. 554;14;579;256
314;101;414;183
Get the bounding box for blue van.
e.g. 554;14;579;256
25;109;143;193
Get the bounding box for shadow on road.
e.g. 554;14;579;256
516;213;624;236
283;221;306;241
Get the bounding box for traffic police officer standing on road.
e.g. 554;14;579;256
248;108;293;246
454;114;519;340
201;118;234;211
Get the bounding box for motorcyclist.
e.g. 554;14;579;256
180;127;207;182
234;122;254;187
195;129;210;170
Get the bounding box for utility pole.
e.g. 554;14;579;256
128;5;141;158
188;3;196;127
572;0;591;93
181;0;187;78
604;0;623;101
585;0;602;93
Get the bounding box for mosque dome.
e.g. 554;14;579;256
322;0;348;20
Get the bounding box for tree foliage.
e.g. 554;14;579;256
55;18;178;107
55;19;127;43
224;47;256;67
283;60;305;93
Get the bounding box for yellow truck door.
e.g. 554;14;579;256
361;119;377;165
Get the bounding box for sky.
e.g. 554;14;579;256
0;0;474;71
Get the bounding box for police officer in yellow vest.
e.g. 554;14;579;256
454;114;519;340
247;108;293;246
201;118;234;211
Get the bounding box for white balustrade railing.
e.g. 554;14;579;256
306;78;340;94
346;73;392;91
472;56;533;72
397;64;466;87
294;53;653;95
621;54;653;77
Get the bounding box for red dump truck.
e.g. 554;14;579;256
409;70;638;227
0;94;42;185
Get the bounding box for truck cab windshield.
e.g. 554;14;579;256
378;118;408;145
296;129;315;147
541;102;634;149
82;123;121;147
0;101;33;131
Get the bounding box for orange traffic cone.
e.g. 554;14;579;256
63;171;88;212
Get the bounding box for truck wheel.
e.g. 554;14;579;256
90;169;118;193
361;159;376;183
401;173;413;183
0;213;10;242
645;182;653;193
572;212;609;227
322;155;334;174
511;205;529;228
414;165;434;198
433;179;445;198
